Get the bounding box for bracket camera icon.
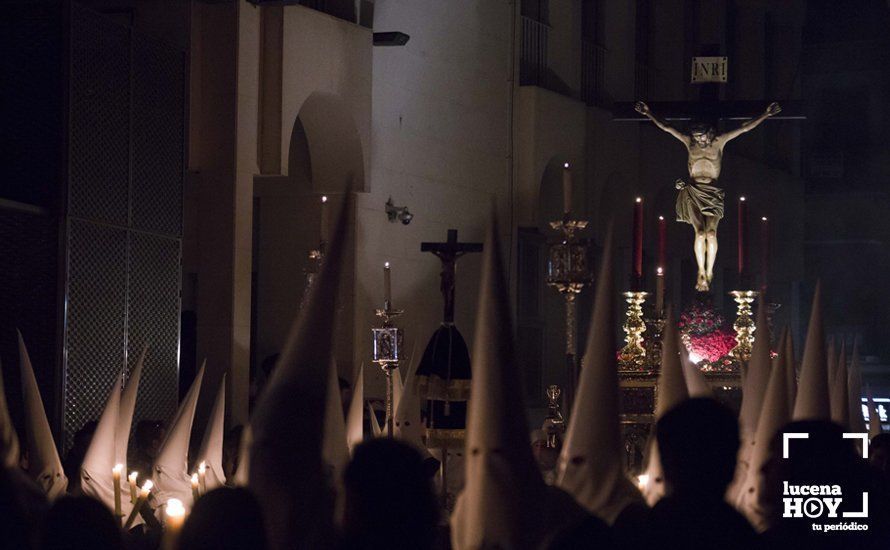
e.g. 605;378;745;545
782;432;869;519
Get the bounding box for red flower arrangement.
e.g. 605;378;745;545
679;299;737;366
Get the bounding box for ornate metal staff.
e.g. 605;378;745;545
372;262;403;438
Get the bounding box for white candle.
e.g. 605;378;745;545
198;461;207;495
112;464;123;520
191;472;200;503
128;471;139;504
383;262;392;307
124;480;153;530
163;498;186;550
320;195;329;242
562;163;572;214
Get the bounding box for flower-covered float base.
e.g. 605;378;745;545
679;293;739;372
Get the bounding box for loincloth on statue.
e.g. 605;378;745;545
676;180;725;224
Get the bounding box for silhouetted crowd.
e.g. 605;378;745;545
1;397;887;549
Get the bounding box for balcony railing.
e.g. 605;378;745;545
520;16;550;87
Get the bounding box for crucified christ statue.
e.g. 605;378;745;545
635;100;781;291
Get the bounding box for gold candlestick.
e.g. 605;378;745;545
729;290;758;361
619;291;648;367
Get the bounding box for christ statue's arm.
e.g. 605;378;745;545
719;102;782;144
635;101;689;145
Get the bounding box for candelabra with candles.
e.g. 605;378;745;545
619;197;648;368
728;196;757;362
546;163;592;415
372;262;403;437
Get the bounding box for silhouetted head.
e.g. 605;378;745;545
134;419;165;459
178;487;267;550
656;398;739;497
870;432;890;480
41;496;122;550
342;438;439;550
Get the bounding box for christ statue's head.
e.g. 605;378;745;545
689;121;716;146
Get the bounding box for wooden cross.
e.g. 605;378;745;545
421;229;483;323
613;46;804;124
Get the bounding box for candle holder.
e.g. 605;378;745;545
373;305;404;438
546;215;593;414
728;290;758;361
619;291;649;368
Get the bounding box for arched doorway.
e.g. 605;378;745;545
251;92;363;404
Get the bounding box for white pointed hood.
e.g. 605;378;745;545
194;374;226;491
738;328;793;530
452;212;552;550
830;341;849;428
117;346;146;472
18;331;67;499
739;302;772;441
367;403;382;437
793;284;830;420
248;198;348;550
848;342;867;434
0;360;20;468
681;346;712;398
345;364;364;453
730;302;772;504
556;229;643;524
393;359;425;450
322;360;349;488
80;374;124;514
642;307;687;505
655;308;688;418
232;423;252;487
153;362;204;507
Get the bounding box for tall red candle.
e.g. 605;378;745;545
633;197;643;287
760;216;769;292
737;196;747;279
657;215;666;271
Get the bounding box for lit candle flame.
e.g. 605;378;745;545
321;195;328;203
637;474;650;490
141;480;153;493
635;197;642;203
658;215;664;221
113;464;123;475
191;473;199;485
762;216;768;221
740;196;746;202
129;471;138;482
564;162;570;169
656;266;663;275
198;462;206;474
166;498;185;518
384;261;390;269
